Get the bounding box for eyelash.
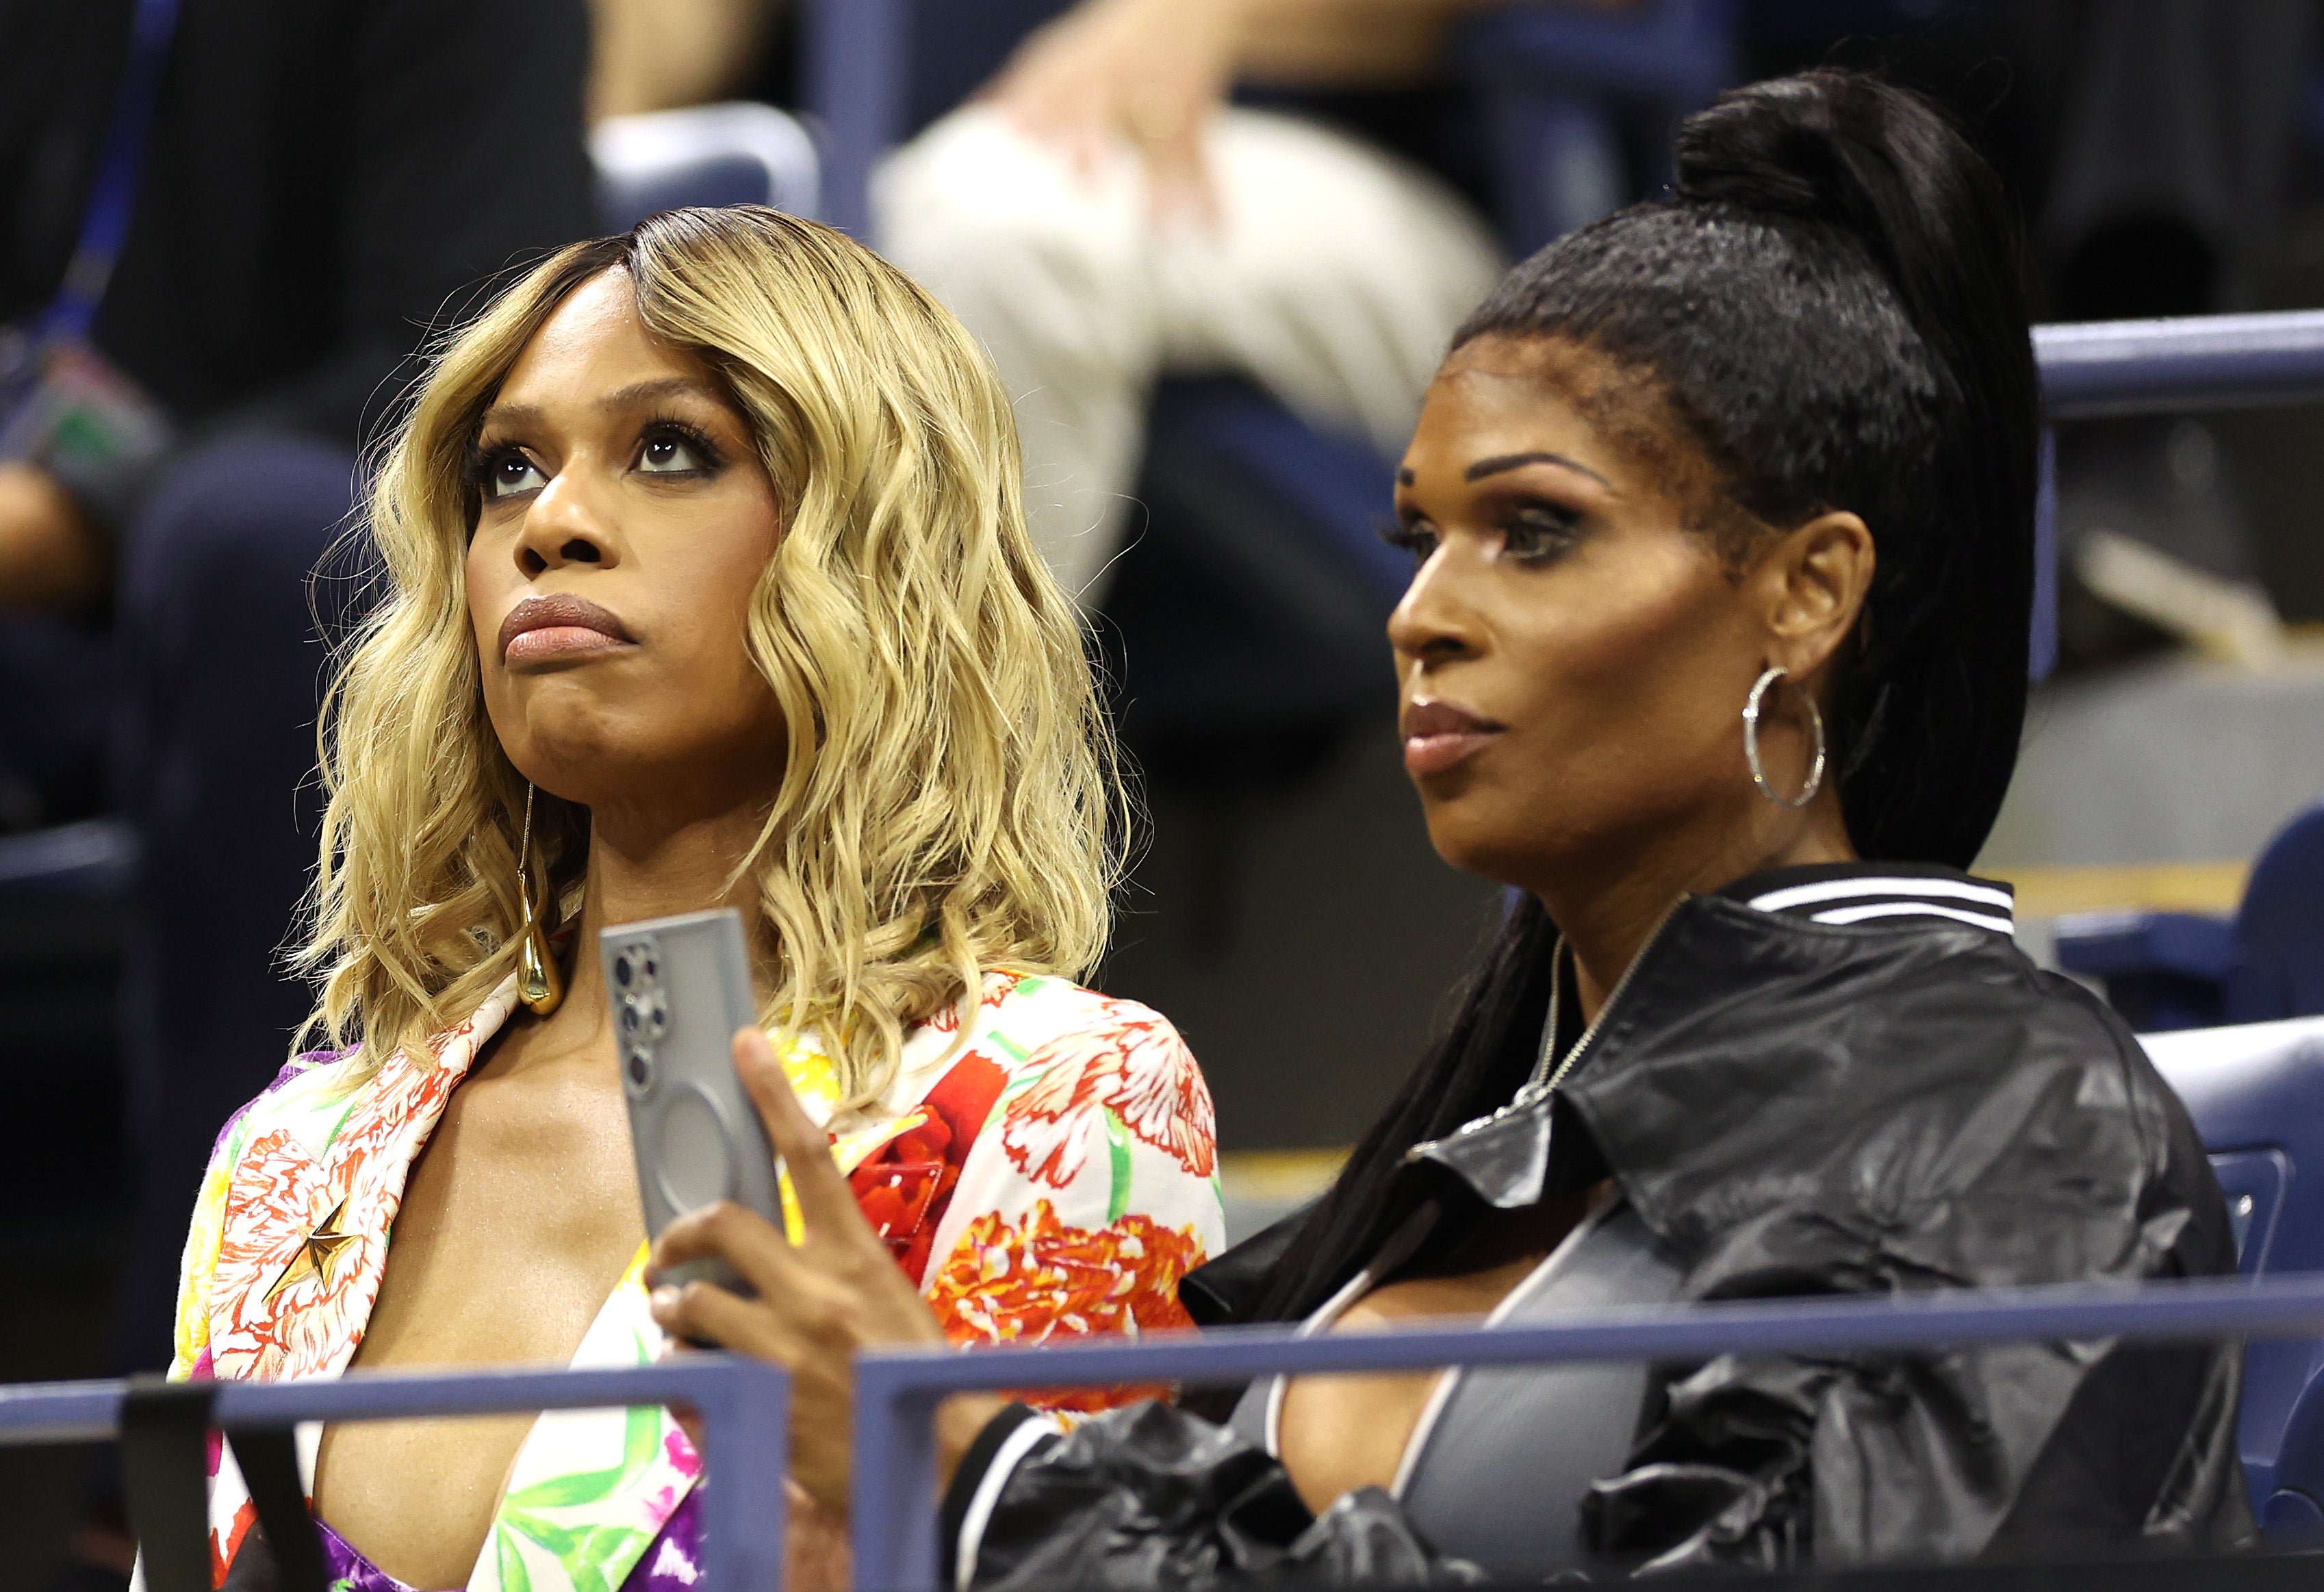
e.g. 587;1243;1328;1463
459;417;727;496
1378;503;1583;567
639;418;724;474
1501;503;1581;562
1379;519;1438;564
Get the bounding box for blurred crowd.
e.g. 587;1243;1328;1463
5;1;2324;1586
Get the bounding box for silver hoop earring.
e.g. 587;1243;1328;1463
1743;666;1826;810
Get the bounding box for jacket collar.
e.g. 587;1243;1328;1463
1405;861;2019;1214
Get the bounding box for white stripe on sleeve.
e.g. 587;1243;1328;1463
956;1413;1067;1592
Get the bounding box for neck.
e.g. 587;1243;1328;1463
1534;794;1856;1025
529;792;774;1060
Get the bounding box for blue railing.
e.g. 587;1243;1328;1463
0;1358;791;1591
850;1272;2324;1591
8;1277;2324;1587
2034;311;2324;420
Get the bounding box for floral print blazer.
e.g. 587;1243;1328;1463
167;970;1224;1592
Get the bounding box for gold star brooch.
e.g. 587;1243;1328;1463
265;1199;359;1304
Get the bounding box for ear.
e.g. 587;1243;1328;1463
1750;510;1875;685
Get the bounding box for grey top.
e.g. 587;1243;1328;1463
1230;1199;1685;1579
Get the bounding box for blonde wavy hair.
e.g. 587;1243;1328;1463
300;207;1125;1104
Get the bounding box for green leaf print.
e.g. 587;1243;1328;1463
503;1404;661;1509
495;1526;535;1592
512;1517;587;1558
507;1517;646;1592
1103;1107;1133;1222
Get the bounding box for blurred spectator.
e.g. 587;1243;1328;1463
0;0;591;1576
878;0;1518;602
590;0;1557;603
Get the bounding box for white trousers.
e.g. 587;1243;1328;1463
875;105;1505;603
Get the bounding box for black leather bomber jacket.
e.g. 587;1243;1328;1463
945;865;2256;1586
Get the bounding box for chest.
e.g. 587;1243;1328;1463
1256;1200;1685;1580
355;1059;647;1368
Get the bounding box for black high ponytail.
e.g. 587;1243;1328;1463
1462;68;2037;870
1234;71;2038;1332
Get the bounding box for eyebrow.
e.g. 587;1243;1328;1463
1464;451;1611;487
478;376;726;432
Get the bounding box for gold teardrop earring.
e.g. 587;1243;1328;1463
515;781;565;1016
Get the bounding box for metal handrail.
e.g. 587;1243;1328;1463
0;1357;791;1591
850;1271;2324;1591
2036;310;2324;419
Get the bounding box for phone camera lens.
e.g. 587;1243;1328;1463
626;1050;652;1088
612;954;633;989
642;993;669;1040
641;955;659;983
620;998;641;1035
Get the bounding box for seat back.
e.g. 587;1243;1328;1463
2230;803;2324;1024
2145;1015;2324;1533
590;102;819;230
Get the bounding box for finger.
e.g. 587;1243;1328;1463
650;1273;786;1361
652;1340;711;1451
732;1028;862;1241
654;1200;795;1301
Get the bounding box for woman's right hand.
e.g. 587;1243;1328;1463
649;1027;1007;1513
979;0;1247;225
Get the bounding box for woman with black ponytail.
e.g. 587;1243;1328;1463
652;71;2252;1580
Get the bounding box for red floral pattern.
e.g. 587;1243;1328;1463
844;1051;1012;1283
848;1111;959;1282
925;1200;1205;1411
999;1010;1216;1186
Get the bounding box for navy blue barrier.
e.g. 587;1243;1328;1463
850;1273;2324;1591
0;1359;790;1591
9;1277;2324;1587
2022;309;2324;676
2034;312;2324;420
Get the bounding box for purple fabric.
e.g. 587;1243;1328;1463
318;1517;435;1592
626;1489;706;1589
309;1493;703;1591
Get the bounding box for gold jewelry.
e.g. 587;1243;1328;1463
516;781;565;1016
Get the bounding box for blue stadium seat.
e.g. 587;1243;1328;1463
590;101;819;230
2059;804;2324;1032
2145;1015;2324;1537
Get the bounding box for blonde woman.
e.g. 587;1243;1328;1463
161;207;1224;1592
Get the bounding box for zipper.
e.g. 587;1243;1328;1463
1536;901;1677;1097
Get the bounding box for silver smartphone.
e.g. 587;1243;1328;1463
602;907;782;1292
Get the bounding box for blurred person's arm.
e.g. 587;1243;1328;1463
587;0;779;122
1238;0;1637;86
987;0;1637;219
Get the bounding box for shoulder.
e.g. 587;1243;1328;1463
910;974;1207;1099
916;972;1217;1185
936;972;1196;1061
